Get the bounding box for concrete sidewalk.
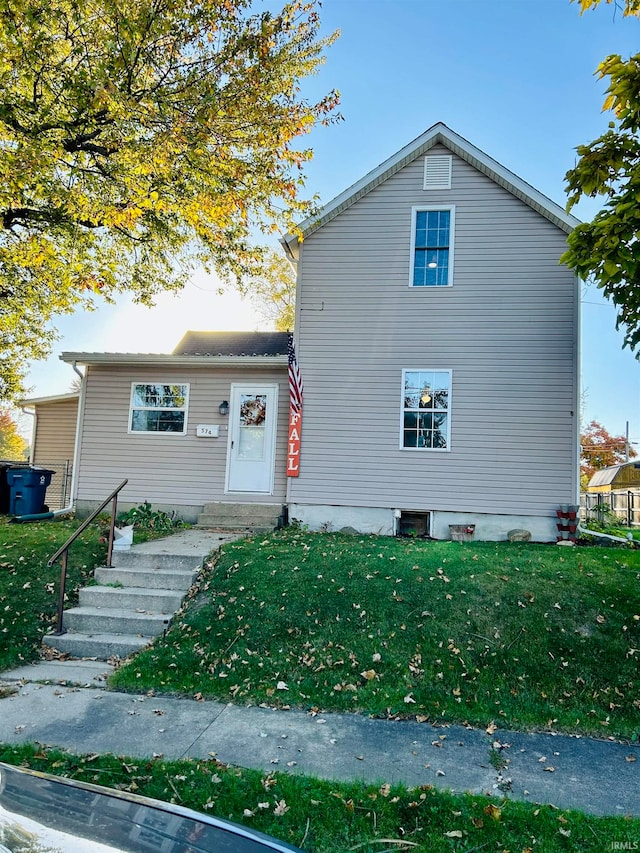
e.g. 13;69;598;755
0;661;638;819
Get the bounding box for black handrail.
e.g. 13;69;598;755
48;479;128;636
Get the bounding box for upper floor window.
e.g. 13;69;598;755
410;206;455;287
401;370;451;450
129;383;189;434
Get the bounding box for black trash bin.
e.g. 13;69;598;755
6;467;55;516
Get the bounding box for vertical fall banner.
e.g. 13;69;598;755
287;335;303;477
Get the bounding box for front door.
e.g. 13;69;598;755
226;384;278;493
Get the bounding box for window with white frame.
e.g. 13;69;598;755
410;206;455;287
402;370;451;449
129;383;189;433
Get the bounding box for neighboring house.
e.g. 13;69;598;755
587;462;640;493
23;123;580;541
281;122;580;540
21;392;79;510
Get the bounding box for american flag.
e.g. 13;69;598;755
288;334;303;413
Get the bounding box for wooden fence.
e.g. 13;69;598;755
581;489;640;527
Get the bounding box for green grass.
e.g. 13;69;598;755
110;529;640;740
0;743;637;853
0;517;106;670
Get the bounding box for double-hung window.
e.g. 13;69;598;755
410;206;455;287
129;383;189;434
402;370;451;450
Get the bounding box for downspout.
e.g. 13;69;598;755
52;361;85;517
20;405;36;464
576;524;634;545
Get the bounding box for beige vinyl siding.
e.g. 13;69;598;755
76;366;288;507
32;397;78;510
290;145;578;516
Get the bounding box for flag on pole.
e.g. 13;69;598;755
287;334;303;477
287;334;303;413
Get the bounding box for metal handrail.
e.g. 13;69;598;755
48;479;128;636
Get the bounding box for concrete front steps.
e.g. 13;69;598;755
42;530;238;662
197;502;284;532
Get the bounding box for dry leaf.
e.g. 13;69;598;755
444;830;463;838
486;721;497;735
404;693;416;704
379;783;391;797
625;754;637;763
273;800;290;816
483;803;502;821
543;766;555;772
361;669;376;680
276;681;288;691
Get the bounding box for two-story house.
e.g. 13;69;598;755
22;123;580;540
281;122;580;540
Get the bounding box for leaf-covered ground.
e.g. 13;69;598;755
0;743;637;853
0;517;106;670
110;529;640;740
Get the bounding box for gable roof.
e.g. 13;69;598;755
173;331;288;357
588;461;640;488
282;122;580;261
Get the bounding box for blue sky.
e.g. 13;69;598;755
24;0;639;442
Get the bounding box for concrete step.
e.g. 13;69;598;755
201;502;283;520
94;566;198;591
62;606;171;636
198;503;283;529
0;660;114;687
42;632;152;660
196;515;276;531
79;585;183;613
111;551;204;572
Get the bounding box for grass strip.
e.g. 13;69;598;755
0;743;637;853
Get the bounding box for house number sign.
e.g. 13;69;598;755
196;424;220;438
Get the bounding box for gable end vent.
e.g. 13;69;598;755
423;155;452;190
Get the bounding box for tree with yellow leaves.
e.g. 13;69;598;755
0;0;339;399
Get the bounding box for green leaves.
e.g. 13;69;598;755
562;7;640;351
0;0;340;400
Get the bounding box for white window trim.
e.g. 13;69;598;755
128;382;190;435
409;205;456;288
399;369;452;452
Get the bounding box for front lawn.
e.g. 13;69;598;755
110;529;640;740
0;517;106;670
0;743;636;853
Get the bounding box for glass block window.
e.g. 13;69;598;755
129;383;189;433
411;207;454;287
402;370;451;450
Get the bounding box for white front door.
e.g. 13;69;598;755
226;384;278;493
